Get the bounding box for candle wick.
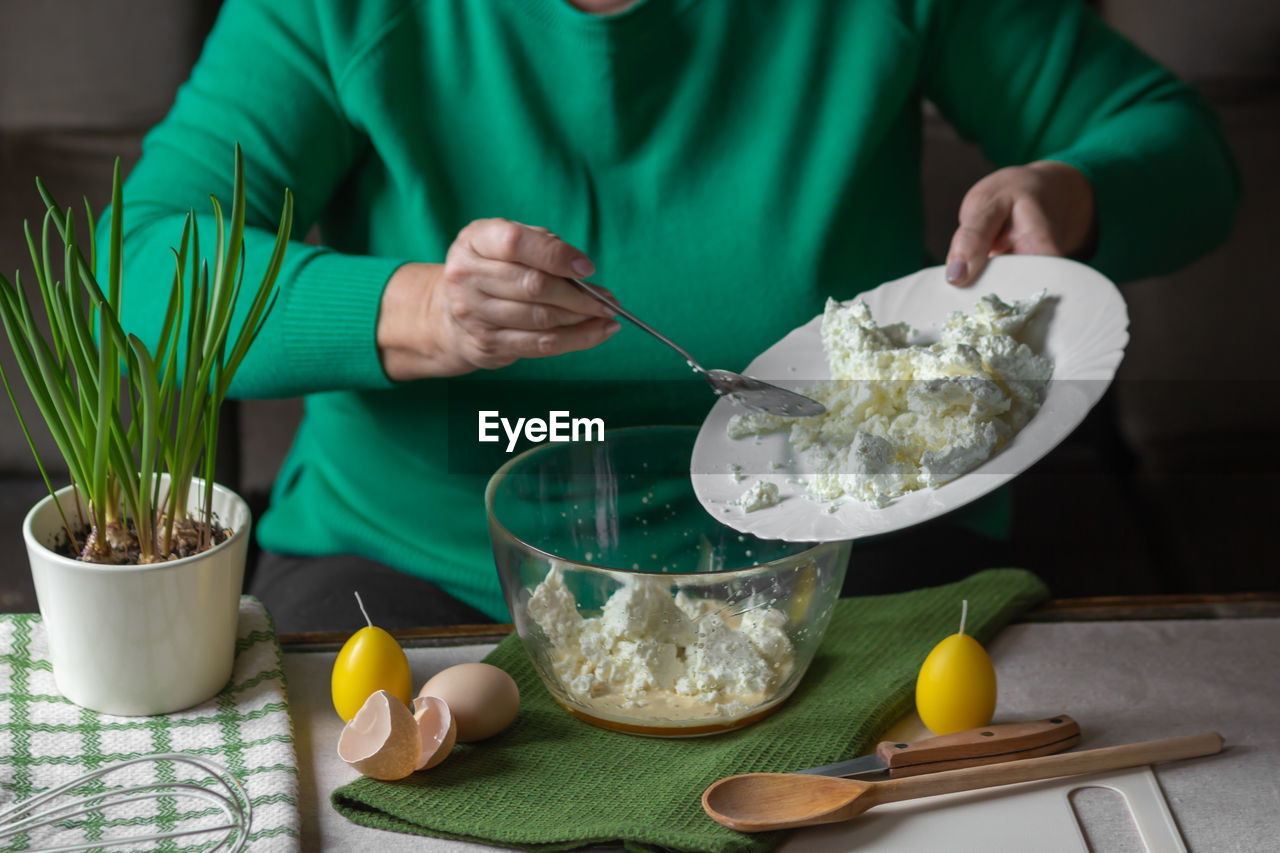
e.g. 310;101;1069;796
354;590;373;628
959;599;968;635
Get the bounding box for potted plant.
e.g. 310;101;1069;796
0;144;293;715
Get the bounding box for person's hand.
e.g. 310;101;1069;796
945;160;1097;287
377;218;621;380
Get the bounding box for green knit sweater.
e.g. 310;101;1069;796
108;0;1237;619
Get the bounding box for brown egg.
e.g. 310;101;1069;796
418;662;519;742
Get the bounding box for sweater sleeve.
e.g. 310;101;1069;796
103;0;405;398
916;0;1240;283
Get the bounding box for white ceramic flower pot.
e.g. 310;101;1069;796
22;478;249;716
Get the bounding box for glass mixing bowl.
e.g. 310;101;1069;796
486;426;851;736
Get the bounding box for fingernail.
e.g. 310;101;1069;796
572;257;595;277
946;259;968;283
604;319;622;335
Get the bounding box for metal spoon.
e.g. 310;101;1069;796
566;278;826;417
702;731;1223;833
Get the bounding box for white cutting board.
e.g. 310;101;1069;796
780;713;1185;853
779;766;1184;853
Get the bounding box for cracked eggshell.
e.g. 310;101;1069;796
337;690;419;780
418;662;520;742
412;695;458;770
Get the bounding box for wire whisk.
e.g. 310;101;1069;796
0;752;252;853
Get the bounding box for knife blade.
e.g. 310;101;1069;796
798;715;1081;779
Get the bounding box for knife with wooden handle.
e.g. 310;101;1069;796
797;715;1081;779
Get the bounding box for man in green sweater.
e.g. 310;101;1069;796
109;0;1238;628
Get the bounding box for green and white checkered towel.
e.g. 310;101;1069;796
0;596;300;852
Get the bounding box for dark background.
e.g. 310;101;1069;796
2;0;1277;615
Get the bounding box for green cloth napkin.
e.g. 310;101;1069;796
332;568;1048;853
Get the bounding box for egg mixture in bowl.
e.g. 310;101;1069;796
486;426;851;736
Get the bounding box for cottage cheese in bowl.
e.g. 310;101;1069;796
487;426;851;735
527;565;795;724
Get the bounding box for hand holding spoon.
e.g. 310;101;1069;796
565;277;826;417
703;731;1223;832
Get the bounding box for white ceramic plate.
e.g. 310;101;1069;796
691;255;1129;542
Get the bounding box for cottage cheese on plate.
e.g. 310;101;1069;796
733;480;781;512
728;292;1052;507
526;565;794;723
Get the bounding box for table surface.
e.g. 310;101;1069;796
280;598;1280;852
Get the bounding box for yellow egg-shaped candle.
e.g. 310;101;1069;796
915;600;997;735
331;592;413;722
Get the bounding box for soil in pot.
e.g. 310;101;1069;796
49;513;234;565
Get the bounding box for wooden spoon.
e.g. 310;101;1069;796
703;731;1223;832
